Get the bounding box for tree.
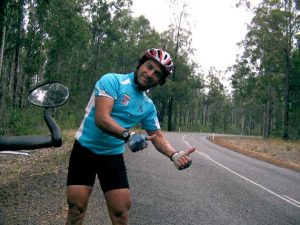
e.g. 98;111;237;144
163;0;194;131
236;0;300;139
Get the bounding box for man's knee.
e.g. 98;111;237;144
66;201;88;225
67;201;87;214
105;188;132;223
66;185;92;214
109;203;130;225
110;199;131;216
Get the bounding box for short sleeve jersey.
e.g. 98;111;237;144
75;72;161;155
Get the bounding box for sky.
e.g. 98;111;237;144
131;0;261;74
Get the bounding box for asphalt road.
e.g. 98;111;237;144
83;132;300;225
1;132;299;225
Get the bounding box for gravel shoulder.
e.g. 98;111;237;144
0;132;73;225
208;135;300;172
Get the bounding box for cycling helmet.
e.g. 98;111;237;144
144;48;173;73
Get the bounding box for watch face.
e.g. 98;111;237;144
122;130;129;139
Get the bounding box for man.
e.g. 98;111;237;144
66;48;196;225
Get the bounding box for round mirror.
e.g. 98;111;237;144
28;82;69;108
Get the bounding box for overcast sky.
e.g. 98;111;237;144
131;0;261;73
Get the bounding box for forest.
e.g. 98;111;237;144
0;0;299;140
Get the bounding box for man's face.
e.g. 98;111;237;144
136;59;163;89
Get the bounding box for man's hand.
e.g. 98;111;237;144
171;148;196;170
127;133;148;152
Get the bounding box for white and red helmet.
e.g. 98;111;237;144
144;48;173;73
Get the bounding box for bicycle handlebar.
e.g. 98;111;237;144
0;135;52;150
0;108;62;151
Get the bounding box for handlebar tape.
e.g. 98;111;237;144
0;135;52;150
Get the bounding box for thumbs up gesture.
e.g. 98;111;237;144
170;148;196;170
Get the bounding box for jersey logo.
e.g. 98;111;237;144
121;93;131;106
139;104;143;112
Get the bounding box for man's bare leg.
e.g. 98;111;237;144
104;188;132;225
66;185;93;225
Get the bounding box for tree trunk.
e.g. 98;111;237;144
265;82;272;138
283;51;291;140
0;0;7;45
9;54;15;100
241;114;245;135
282;0;293;140
248;112;252;135
158;99;166;124
179;104;182;127
203;104;208;127
167;3;185;131
12;0;24;108
167;96;173;131
0;24;5;79
0;24;6;123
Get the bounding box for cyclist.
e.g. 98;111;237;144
65;48;196;225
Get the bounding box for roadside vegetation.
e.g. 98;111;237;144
0;0;300;141
208;136;300;172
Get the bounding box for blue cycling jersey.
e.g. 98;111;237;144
75;72;161;155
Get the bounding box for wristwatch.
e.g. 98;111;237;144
121;129;131;142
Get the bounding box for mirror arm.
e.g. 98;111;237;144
44;108;62;147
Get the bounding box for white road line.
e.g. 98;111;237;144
282;195;300;207
199;152;211;158
182;135;192;148
181;135;300;209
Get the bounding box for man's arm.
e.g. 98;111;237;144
94;96;126;139
146;130;177;158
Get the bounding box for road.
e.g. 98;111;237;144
83;132;300;225
1;132;299;224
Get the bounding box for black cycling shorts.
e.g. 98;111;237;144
67;140;129;193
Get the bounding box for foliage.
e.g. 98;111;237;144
0;0;299;140
232;0;300;139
